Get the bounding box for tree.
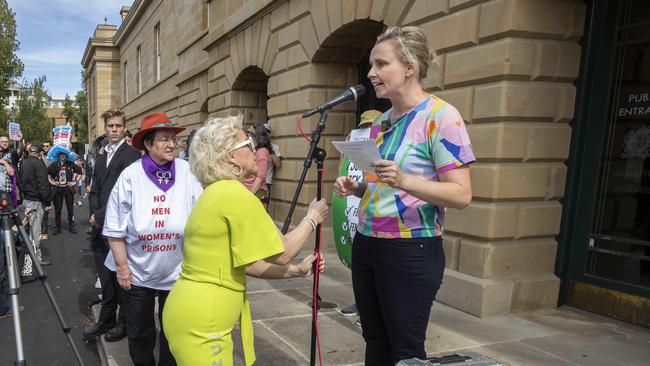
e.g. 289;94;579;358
62;90;88;144
62;94;74;122
16;76;50;142
77;70;88;143
0;108;8;136
75;89;88;143
0;0;24;106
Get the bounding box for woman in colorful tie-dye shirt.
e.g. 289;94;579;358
334;26;475;365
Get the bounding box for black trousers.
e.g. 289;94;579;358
53;186;74;228
42;187;54;234
91;228;126;326
352;233;445;365
41;211;49;234
125;285;175;366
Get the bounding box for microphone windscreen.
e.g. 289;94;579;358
351;85;366;100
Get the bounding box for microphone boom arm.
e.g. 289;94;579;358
301;85;365;118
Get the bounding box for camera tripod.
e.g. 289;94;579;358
1;198;85;366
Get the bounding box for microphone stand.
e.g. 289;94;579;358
281;111;336;366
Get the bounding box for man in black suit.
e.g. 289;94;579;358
83;107;141;342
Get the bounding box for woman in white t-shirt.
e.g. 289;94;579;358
103;112;203;366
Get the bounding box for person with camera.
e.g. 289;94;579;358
47;150;82;234
243;124;272;210
263;122;282;204
0;136;18;199
18;144;53;280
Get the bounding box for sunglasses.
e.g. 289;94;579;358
231;136;256;153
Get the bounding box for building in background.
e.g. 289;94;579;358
4;81;72;139
82;0;649;326
6;81;23;109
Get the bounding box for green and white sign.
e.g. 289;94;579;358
332;128;370;269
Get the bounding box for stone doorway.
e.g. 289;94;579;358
232;66;269;127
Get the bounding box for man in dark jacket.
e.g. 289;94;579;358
47;151;82;234
83;107;140;342
41;140;52;240
19;144;52;268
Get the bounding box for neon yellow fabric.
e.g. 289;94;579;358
163;279;241;365
163;180;285;365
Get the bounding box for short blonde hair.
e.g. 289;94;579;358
189;115;244;186
101;107;126;126
376;26;432;80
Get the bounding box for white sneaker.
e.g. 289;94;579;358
94;277;101;289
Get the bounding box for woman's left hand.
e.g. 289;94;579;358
371;159;407;188
297;253;325;277
116;264;133;290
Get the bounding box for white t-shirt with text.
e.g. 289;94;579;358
103;158;203;290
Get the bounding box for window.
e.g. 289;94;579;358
92;73;96;112
203;0;212;29
207;1;211;28
87;76;92;113
154;22;161;82
137;45;142;94
124;61;129;103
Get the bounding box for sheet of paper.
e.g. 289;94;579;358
349;127;370;142
331;139;381;172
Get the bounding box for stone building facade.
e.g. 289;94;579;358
46;107;66;126
82;0;588;317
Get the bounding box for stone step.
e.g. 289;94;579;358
91;304;129;366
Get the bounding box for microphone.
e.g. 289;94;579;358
301;85;366;118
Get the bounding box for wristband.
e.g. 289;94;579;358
302;216;317;231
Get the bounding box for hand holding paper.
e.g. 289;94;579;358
331;139;381;172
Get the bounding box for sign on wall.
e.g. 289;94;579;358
618;87;650;119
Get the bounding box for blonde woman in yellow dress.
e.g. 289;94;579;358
162;115;328;366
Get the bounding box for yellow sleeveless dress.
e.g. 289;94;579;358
163;180;284;366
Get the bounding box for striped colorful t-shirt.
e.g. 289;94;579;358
357;96;476;238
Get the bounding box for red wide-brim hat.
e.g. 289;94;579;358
131;112;185;150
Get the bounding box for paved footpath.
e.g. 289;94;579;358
3;201;649;366
101;247;650;366
0;203;102;366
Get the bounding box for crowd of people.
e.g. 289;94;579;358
78;110;325;366
1;25;474;365
0;135;92;286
